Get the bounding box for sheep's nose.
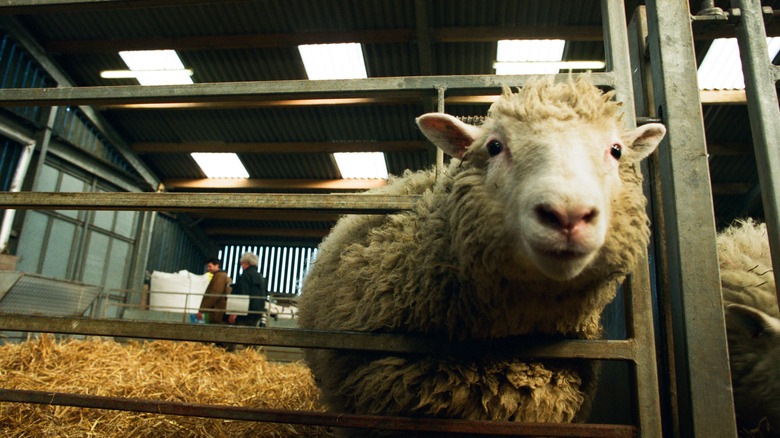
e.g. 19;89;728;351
535;204;599;236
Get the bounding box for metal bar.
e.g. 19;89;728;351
604;2;662;435
0;314;637;360
0;74;616;107
602;0;635;119
628;8;681;437
625;249;663;437
0;192;419;213
0;389;637;437
435;86;445;175
644;1;738;437
734;0;780;306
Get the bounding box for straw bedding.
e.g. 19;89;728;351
0;334;329;437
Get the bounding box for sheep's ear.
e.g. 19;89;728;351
727;303;780;337
416;113;480;159
623;123;666;162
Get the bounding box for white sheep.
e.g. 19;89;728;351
298;76;666;433
717;219;780;432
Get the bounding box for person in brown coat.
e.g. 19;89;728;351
196;258;231;324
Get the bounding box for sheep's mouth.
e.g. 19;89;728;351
536;247;591;261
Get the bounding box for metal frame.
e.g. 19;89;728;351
645;1;738;437
734;0;780;305
0;0;720;436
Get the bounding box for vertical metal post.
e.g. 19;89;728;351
644;1;738;437
435;86;445;175
604;1;662;435
127;211;156;295
734;0;780;305
628;7;681;437
602;0;635;117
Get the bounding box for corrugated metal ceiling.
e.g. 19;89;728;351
4;0;769;242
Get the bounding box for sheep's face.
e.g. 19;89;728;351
417;110;665;282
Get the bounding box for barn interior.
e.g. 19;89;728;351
0;0;778;437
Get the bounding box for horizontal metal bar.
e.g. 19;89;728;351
0;73;616;107
0;192;418;213
0;389;636;437
0;314;637;360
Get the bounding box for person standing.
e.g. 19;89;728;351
197;258;231;324
227;252;269;327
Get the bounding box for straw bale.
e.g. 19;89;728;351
0;334;331;437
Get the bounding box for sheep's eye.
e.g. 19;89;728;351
487;140;503;157
610;144;622;160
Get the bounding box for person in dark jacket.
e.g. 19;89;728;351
196;258;232;324
227;252;269;327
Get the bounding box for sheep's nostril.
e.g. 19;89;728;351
535;205;599;233
582;209;598;224
535;205;562;228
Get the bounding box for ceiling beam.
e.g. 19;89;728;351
44;29;417;53
162;178;387;191
700;89;747;104
42;26;604;54
133;140;427;154
202;226;329;238
706;142;754;155
711;182;754;196
34;20;780;56
0;0;225;14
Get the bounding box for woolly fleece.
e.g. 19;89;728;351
718;219;780;431
299;77;660;435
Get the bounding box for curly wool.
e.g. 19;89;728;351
298;78;654;434
717;219;778;316
717;219;780;432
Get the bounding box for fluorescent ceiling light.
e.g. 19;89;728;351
698;37;780;90
333;152;388;179
495;40;567;75
298;43;368;80
191;153;249;178
105;49;194;86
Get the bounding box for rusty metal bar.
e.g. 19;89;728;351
0;74;617;107
0;389;637;437
0;192;418;213
0;314;637;360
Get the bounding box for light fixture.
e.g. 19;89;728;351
298;43;368;80
698;37;780;90
101;50;194;86
333;152;388;179
493;39;606;75
495;40;565;75
191;153;249;178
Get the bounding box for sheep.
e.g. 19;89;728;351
298;76;666;434
716;219;780;433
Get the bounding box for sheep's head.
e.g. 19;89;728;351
416;77;666;281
